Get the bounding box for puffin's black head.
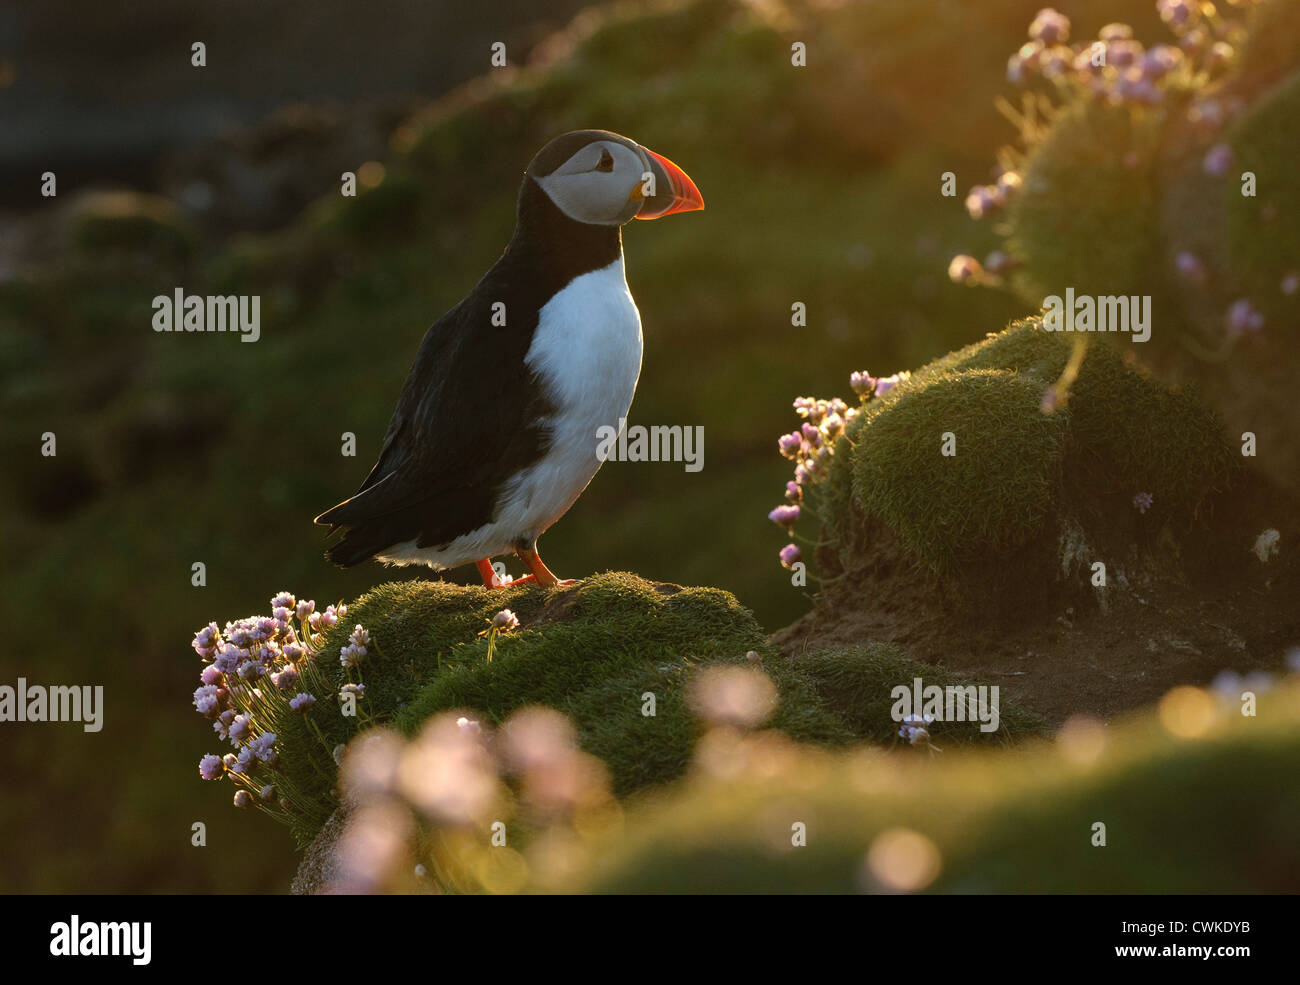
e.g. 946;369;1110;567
525;129;704;227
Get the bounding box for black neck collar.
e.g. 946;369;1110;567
503;177;623;286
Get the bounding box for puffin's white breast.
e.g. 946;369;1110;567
498;255;643;538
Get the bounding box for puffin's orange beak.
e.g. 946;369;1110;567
634;147;704;219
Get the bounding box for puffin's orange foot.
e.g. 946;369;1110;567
515;548;575;588
475;559;548;588
475;559;515;589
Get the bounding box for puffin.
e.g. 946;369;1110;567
314;129;704;588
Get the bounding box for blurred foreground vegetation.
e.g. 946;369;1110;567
564;678;1300;893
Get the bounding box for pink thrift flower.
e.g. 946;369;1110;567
199;754;224;781
768;504;800;535
850;370;876;396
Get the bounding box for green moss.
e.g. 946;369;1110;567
389;581;768;736
1067;355;1235;508
268;573;1040;841
1007;100;1163;304
1224;68;1300;328
942;322;1235;509
813;321;1233;572
569;643;1047;801
560;649;852;799
811;413;865;558
560;663;700;798
851;367;1069;567
564;681;1300;893
778;643;1046;746
919;315;1072;378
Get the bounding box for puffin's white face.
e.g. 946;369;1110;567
531;132;704;227
534;139;654;226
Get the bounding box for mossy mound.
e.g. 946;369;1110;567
815;320;1234;574
1007;100;1163;303
851;368;1069;566
273;571;765;839
561;680;1300;893
270;573;1042;844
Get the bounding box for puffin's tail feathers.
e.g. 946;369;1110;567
315;496;423;569
323;530;379;569
314;497;361;529
314;472;464;569
314;498;383;568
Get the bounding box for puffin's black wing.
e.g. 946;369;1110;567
314;278;554;567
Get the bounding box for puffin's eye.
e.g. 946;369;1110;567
594;149;614;173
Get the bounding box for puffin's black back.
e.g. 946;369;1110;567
316;172;623;566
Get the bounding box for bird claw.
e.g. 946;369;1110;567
478;554;576;589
